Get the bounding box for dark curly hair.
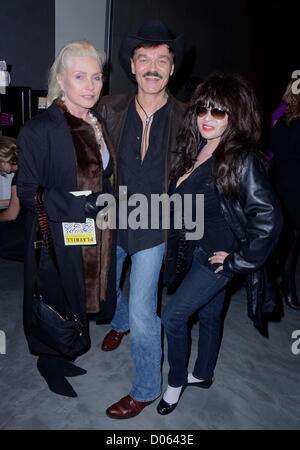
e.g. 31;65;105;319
172;73;264;198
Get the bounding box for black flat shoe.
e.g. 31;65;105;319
157;398;179;415
187;378;213;389
157;386;186;415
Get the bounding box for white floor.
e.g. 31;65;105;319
0;257;299;430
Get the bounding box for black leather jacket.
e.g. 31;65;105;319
97;93;187;193
165;151;283;332
219;153;282;274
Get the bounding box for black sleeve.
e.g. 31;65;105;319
96;97;107;121
17;122;86;222
223;154;283;274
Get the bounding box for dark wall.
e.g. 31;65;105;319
0;0;55;90
107;0;299;118
262;1;300;115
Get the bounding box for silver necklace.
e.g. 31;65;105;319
135;96;157;160
87;111;103;146
135;96;154;125
135;95;168;160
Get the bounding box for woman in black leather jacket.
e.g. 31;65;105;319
157;73;282;415
271;87;300;309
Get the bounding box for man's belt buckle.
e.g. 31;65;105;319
34;240;43;249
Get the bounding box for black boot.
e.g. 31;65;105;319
278;229;300;311
284;292;300;310
39;354;87;377
50;356;87;377
280;274;300;310
59;360;87;377
37;356;77;397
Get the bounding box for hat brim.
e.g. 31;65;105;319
118;33;184;79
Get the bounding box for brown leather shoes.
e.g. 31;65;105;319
101;329;130;351
106;395;152;419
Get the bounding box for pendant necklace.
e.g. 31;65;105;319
135;96;155;125
135;96;156;160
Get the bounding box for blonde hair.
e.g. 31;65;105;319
47;40;106;106
0;136;17;176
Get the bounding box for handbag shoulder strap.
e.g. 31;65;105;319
35;189;58;269
34;189;73;312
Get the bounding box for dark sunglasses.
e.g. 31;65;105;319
196;105;228;120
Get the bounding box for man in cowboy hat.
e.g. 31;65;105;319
97;19;186;419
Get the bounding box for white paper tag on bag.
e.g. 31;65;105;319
62;191;96;246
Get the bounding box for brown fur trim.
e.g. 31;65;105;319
57;100;116;313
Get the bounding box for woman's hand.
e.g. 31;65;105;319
208;251;229;273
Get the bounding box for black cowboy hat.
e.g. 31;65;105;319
118;19;184;78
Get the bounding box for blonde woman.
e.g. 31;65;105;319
17;40;117;397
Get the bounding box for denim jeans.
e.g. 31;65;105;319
162;246;232;387
111;243;165;401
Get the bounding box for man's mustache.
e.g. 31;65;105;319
142;72;163;79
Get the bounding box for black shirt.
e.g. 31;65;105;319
117;98;171;254
175;156;237;255
11;172;17;186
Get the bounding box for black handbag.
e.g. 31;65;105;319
31;190;89;358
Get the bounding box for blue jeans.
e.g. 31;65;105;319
162;246;232;387
111;243;165;401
